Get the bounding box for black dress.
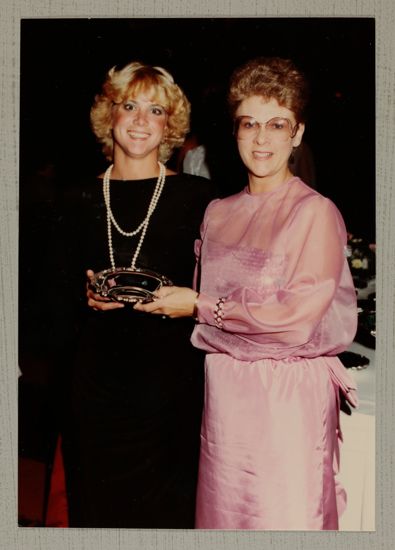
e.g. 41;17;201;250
58;173;216;528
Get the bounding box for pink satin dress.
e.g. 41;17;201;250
191;177;358;530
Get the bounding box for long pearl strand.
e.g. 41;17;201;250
103;161;166;270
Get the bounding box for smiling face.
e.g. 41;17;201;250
235;95;305;193
111;90;168;165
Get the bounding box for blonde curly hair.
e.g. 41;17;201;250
228;57;309;123
90;61;191;163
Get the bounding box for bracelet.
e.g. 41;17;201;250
214;297;226;328
192;292;200;321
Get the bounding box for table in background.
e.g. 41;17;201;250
338;341;375;531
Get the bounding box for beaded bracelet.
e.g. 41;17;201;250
214;297;226;328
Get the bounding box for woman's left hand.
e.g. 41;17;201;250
133;286;198;318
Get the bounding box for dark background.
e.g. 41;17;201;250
20;18;375;239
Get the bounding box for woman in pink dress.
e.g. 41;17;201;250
135;57;358;530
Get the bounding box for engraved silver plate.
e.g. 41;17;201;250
91;267;173;304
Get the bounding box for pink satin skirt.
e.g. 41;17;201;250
195;353;356;530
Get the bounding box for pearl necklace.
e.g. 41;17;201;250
103;161;166;270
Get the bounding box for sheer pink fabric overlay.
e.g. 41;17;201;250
191;178;358;530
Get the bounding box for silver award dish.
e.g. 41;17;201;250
90;267;173;304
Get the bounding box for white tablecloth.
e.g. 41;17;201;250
338;341;375;531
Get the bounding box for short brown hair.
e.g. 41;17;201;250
228;57;309;122
91;61;191;162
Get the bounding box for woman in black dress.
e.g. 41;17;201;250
61;61;216;528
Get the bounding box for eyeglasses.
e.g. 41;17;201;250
234;116;299;141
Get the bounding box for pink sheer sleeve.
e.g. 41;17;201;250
197;196;355;350
192;199;220;291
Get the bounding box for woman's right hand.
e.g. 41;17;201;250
86;269;125;311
